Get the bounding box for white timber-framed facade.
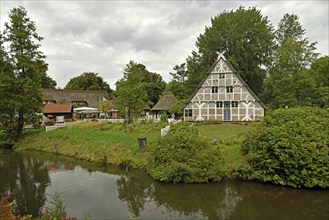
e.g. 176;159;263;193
183;54;265;122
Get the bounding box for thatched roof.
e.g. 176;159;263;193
42;89;110;108
151;93;177;111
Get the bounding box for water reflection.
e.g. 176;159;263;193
0;149;50;216
1;149;328;219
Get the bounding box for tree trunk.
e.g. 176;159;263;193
15;111;25;141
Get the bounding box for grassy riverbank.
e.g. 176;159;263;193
15;121;252;178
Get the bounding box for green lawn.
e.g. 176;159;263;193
16;121;253;177
195;123;252;177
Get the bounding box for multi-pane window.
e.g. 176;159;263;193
226;86;233;93
219;74;225;79
231;101;238;107
184;109;192;117
212;86;219;93
216;101;223;108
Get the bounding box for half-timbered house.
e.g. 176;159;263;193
183;54;265;122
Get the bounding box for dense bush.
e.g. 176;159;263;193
147;123;224;183
242;107;329;188
160;114;168;122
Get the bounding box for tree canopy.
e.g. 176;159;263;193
115;61;166;119
310;56;329;108
185;6;274;95
0;6;47;143
263;14;319;108
64;72;112;95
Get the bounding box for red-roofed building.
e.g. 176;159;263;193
44;103;73;121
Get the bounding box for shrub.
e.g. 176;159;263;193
242;107;329;188
159;114;168;122
147;123;224;183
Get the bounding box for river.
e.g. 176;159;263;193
0;149;328;219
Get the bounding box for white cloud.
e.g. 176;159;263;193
1;0;328;89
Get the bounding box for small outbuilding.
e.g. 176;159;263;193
44;103;73;122
151;93;178;119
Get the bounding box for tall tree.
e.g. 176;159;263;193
0;6;47;142
64;72;112;95
38;60;57;88
169;63;188;83
186;6;274;95
0;33;16;145
115;61;166;119
167;63;189;100
263;14;319;108
310;56;329;108
115;61;149;120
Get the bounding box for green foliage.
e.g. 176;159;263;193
186;6;274;95
38;60;56;89
168;99;185;115
98;100;114;118
242;108;329;188
165;81;189;100
64;72;112;95
115;61;165;119
148;123;224;183
169;63;188;83
159;114;168;122
310;56;329;108
15;121;166;169
42;193;68;220
263;14;319;108
0;6;46;142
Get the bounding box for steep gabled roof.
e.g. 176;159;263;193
151;92;178;111
44;104;73;113
184;56;266;109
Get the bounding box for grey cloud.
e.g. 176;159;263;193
99;24;135;46
2;0;327;89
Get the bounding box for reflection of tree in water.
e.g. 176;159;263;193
216;187;242;220
116;173;242;219
0;150;51;216
151;183;242;219
116;172;154;218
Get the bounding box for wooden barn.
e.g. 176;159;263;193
183;54;265;122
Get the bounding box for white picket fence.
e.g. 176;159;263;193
45;123;66;132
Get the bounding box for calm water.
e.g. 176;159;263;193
0;149;328;220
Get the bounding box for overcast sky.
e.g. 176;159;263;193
1;0;328;89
